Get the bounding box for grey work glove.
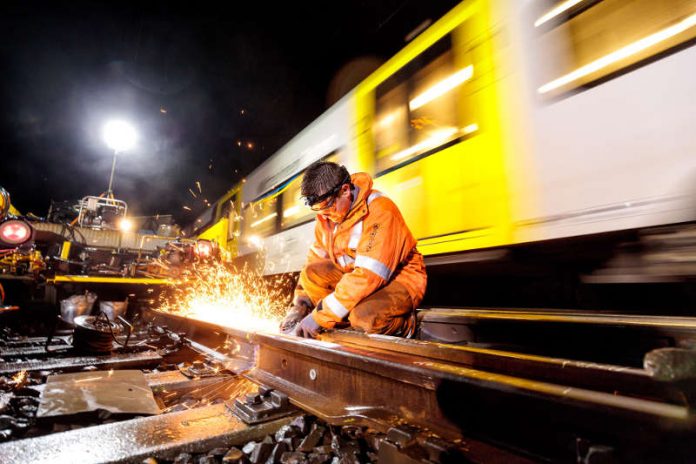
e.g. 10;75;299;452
294;312;321;339
279;301;311;333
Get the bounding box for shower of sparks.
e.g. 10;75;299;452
10;370;27;386
188;188;198;199
156;261;290;333
196;181;202;194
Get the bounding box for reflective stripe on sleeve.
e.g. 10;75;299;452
310;244;328;259
348;221;362;249
324;292;349;319
355;255;392;281
337;254;355;268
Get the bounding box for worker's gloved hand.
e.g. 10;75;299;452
294;313;321;339
279;301;311;333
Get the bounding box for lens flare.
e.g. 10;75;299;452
156;261;290;333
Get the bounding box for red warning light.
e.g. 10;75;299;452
0;220;32;246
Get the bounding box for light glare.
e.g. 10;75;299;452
250;212;277;228
390;127;458;162
283;206;300;218
409;65;473;111
118;218;133;232
102;120;137;152
534;0;587;28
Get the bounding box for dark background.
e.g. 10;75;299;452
0;0;458;224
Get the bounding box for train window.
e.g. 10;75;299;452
192;206;214;236
374;84;410;166
537;0;696;96
224;195;241;242
374;34;478;174
280;175;314;230
409;51;460;147
242;196;278;239
219;197;233;219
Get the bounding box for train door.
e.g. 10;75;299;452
357;1;511;257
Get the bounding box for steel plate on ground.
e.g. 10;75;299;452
37;369;160;417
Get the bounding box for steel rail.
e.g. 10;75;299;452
148;311;696;461
248;331;691;421
321;331;690;405
425;307;696;329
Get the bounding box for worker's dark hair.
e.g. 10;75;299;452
301;161;350;205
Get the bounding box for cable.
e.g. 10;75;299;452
72;313;119;353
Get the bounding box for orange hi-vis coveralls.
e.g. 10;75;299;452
293;172;427;336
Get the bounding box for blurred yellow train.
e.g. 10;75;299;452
195;0;696;285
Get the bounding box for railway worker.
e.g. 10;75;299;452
280;161;427;339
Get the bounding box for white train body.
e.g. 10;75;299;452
231;0;696;279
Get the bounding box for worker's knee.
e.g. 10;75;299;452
348;305;377;332
348;282;414;334
348;304;413;336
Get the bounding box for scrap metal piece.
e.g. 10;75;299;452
0;350;162;375
179;360;219;378
37;370;160;418
0;404;292;464
230;387;298;425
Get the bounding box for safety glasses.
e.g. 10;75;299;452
309;194;338;212
303;174;350;211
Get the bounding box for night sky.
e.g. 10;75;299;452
0;0;459;225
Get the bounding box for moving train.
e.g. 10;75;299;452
194;0;696;300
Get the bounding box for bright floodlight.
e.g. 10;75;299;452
118;218;133;232
102;120;137;152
